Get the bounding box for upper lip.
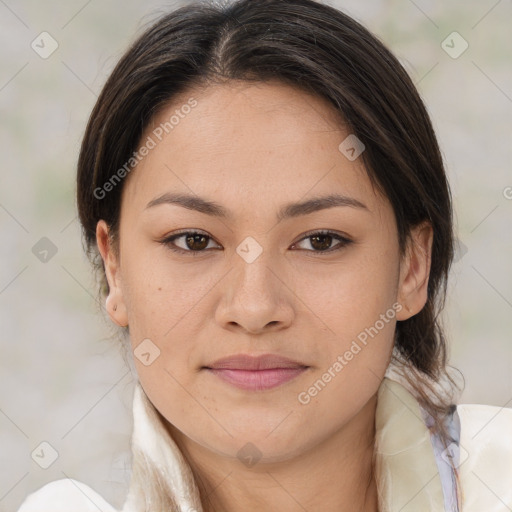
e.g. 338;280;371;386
204;354;308;371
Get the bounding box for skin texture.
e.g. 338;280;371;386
96;80;433;512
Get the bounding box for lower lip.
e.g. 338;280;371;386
206;367;308;391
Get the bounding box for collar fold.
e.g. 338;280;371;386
374;377;447;511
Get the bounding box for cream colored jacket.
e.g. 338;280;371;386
18;376;512;511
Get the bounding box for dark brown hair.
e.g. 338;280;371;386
77;0;463;507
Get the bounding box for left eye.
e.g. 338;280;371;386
160;230;352;255
292;230;353;252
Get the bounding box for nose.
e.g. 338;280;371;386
215;249;295;335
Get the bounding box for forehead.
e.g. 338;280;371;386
174;79;346;128
121;80;386;219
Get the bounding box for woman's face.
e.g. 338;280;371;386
98;81;428;463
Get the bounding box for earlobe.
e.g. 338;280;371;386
105;292;129;327
396;222;433;321
96;220;129;327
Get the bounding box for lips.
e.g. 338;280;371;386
205;353;308;370
203;354;309;391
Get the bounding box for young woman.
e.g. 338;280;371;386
18;0;512;511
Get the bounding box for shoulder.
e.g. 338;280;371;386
457;401;512;451
456;403;512;510
17;478;117;512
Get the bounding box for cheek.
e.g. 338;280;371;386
119;241;206;336
301;245;400;334
120;247;221;400
293;244;399;397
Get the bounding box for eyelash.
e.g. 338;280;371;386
159;229;353;256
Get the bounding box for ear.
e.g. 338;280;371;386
96;220;128;327
396;221;433;321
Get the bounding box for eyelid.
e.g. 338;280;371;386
294;228;352;244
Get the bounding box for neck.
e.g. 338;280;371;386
166;393;380;512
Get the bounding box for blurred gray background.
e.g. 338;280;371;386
1;0;511;510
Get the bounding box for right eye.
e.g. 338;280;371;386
160;230;222;255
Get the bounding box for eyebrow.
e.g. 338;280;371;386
145;192;370;221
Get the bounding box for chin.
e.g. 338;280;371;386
204;434;308;466
200;419;310;461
